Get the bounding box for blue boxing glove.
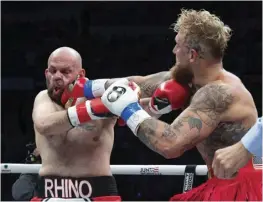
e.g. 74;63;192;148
101;79;151;135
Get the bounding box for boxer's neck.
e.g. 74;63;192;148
192;61;223;87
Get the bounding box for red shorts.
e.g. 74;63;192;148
170;160;262;201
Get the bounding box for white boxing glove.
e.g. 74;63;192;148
101;79;151;135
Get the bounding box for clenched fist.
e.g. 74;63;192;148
212;141;253;179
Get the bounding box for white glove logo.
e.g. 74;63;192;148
107;86;126;102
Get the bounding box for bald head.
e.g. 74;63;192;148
48;47;82;70
45;47;85;106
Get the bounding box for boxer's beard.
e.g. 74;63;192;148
170;63;194;85
46;80;64;107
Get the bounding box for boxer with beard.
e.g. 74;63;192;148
31;46;183;201
98;9;262;201
32;47;122;201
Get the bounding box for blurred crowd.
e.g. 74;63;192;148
1;1;262;201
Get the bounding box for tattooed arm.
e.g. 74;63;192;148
136;83;234;158
105;71;171;98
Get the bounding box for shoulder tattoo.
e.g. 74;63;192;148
189;84;234;127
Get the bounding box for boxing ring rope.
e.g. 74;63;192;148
1;163;208;175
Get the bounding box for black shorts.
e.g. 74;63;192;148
33;175;121;201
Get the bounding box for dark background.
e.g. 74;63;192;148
1;1;262;201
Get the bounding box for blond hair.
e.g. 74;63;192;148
173;9;232;59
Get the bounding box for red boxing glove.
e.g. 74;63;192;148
67;97;114;127
61;75;89;108
149;79;190;115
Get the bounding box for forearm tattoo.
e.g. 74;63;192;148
137;84;234;156
137;116;202;155
137;72;171;98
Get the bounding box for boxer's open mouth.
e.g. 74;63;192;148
54;87;61;94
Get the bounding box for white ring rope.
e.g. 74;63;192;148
1;163;208;175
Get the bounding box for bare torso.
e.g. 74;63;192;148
192;70;258;167
35;91;117;177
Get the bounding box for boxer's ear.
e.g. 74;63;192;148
45;69;48;78
189;49;198;63
79;69;86;77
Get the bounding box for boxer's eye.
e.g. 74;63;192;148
62;70;70;74
49;69;56;74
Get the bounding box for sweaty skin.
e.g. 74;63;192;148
33;91;116;177
33;47;117;177
193;71;258;166
104;62;257;169
33;47;172;177
106;28;258;169
136;69;258;167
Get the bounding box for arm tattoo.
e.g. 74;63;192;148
136;116;202;155
136;72;171;98
171;116;203;151
172;116;202;134
104;72;171;98
187;117;202;132
162;123;177;137
136;84;234;157
137;119;161;153
137;118;179;156
189;84;234;127
76;123;97;132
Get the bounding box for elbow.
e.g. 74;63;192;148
34;120;51;136
160;145;184;159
